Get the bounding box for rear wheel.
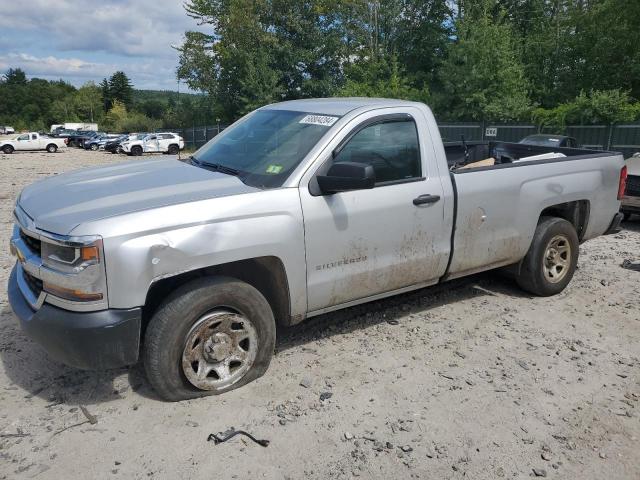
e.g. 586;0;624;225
90;143;99;151
2;145;14;154
143;276;276;401
515;216;579;296
131;145;143;156
167;144;179;155
46;144;57;153
622;212;632;222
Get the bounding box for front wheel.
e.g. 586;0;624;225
515;216;579;296
143;276;276;401
131;146;143;156
2;145;14;154
90;143;99;151
46;144;57;153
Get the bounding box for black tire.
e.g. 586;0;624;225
622;212;632;222
46;144;57;153
167;144;179;155
143;276;276;401
131;145;143;156
2;145;14;154
516;216;579;296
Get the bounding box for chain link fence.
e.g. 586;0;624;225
440;122;640;158
163;122;640;158
157;125;228;150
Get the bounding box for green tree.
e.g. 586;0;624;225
178;0;285;120
339;55;428;101
533;90;640;129
109;71;134;108
100;78;112;112
3;68;27;85
72;82;103;123
437;0;531;121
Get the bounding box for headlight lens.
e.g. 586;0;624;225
41;238;106;303
42;242;100;273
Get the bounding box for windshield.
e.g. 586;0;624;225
191;109;340;188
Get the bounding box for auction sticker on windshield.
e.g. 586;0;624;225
299;115;339;127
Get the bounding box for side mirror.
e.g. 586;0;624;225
317;162;375;194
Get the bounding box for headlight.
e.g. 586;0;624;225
42;242;100;272
40;238;106;302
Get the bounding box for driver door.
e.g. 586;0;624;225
14;134;30;151
144;135;160;152
300;108;450;313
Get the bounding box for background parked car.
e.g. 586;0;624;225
621;153;640;221
518;134;579;148
84;133;120;151
0;132;66;153
0;126;15;135
50;128;79;139
105;133;148;154
120;132;184;156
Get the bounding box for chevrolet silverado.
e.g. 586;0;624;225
8;98;626;401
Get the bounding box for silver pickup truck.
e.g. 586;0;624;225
8;99;627;401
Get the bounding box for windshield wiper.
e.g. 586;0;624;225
189;156;242;177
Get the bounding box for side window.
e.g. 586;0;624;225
31;134;37;140
333;120;421;184
17;134;28;141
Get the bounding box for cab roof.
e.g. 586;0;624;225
260;98;424;116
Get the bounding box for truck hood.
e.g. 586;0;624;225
17;158;260;235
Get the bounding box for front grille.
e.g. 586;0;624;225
22;269;43;297
626;175;640;197
20;230;41;255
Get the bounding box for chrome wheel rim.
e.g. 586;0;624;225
181;310;258;390
543;234;571;284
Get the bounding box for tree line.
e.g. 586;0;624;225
2;0;639;132
0;69;203;132
177;0;640;127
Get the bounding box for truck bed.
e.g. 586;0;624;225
444;141;616;169
441;142;623;280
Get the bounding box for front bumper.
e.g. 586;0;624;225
8;265;141;370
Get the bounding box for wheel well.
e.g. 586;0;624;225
141;256;291;334
46;143;57;148
540;200;590;240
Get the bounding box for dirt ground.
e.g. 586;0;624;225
0;149;638;480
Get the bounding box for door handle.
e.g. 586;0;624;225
413;194;441;206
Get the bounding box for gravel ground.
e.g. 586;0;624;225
0;149;639;480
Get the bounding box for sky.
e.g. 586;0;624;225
0;0;199;91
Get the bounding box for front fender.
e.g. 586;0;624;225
89;189;308;317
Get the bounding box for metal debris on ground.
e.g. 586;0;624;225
79;405;98;425
621;259;640;272
207;428;269;447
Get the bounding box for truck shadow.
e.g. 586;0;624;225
0;305;147;405
0;272;528;404
621;218;640;233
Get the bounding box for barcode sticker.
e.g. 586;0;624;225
299;115;339;127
